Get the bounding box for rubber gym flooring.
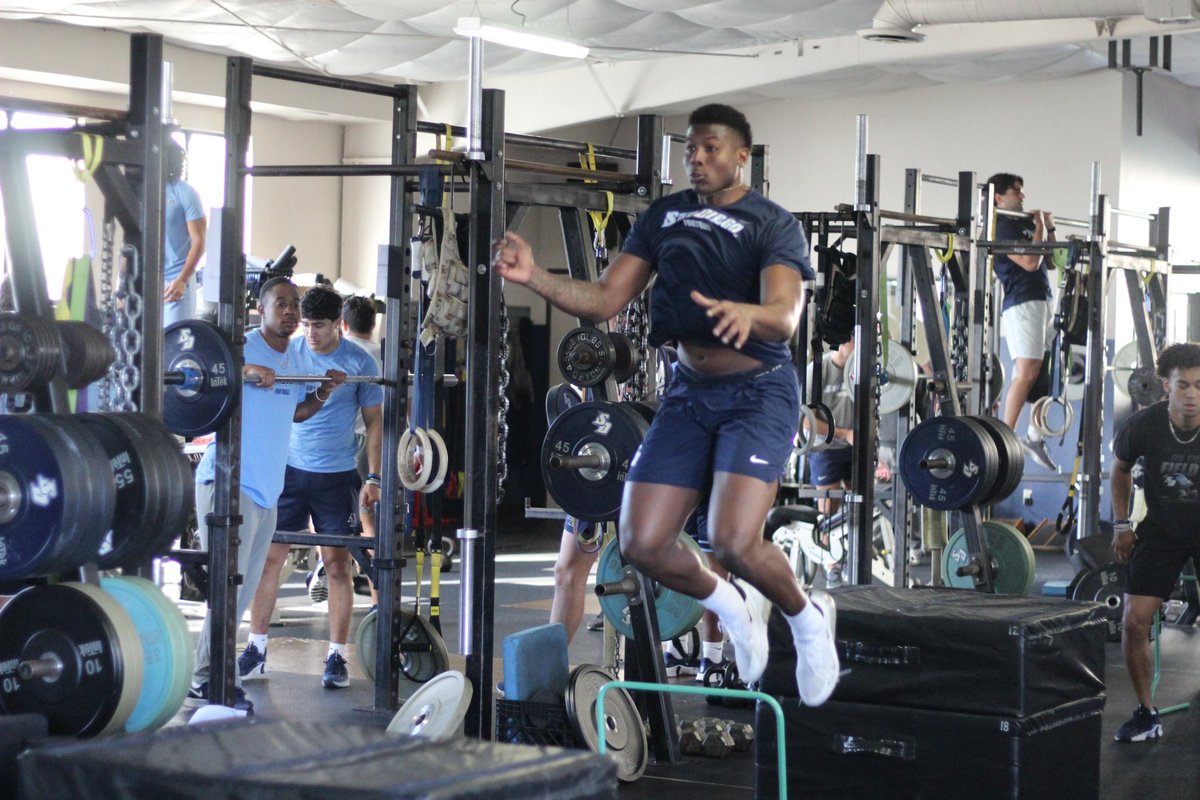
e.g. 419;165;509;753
166;513;1200;800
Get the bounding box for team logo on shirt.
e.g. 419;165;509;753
662;209;745;237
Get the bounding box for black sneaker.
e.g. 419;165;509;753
322;652;350;689
663;651;698;678
238;642;267;680
1114;705;1162;743
586;612;605;632
184;682;255;714
695;657;728;684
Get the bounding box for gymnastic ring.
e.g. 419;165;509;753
794;403;818;456
420;428;450;494
398;427;433;491
1033;396;1074;439
810;403;836;447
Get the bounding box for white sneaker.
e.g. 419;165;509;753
722;579;770;686
795;590;840;706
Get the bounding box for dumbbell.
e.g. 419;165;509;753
556;327;636;387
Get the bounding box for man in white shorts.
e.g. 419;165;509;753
989;172;1057;470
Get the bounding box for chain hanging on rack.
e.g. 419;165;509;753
105;242;143;412
496;292;511;503
617;296;650;402
97;219;116;411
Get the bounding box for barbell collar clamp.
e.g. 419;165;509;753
18;655;64;682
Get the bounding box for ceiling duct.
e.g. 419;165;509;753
857;0;1189;42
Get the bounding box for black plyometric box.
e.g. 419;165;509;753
761;585;1108;717
755;695;1104;800
17;719;616;800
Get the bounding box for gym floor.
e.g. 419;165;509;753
167;515;1200;800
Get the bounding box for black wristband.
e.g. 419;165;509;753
1047;226;1056;233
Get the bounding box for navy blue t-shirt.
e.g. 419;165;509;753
993;215;1051;312
1114;401;1200;548
622;189;812;366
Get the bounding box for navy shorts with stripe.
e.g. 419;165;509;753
628;362;800;490
1127;541;1200;600
276;465;361;535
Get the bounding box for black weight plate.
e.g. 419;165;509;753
970;414;1025;505
56;321;114;389
557;327;617;387
0;584;128;737
80;413;161;569
545;383;583;426
1072;562;1127;642
623;400;658;426
43;415;118;573
0;415;108;579
139;415;196;557
542;402;648;523
163;319;238;437
899;415;999;510
986;353;1005;411
565;664;647;782
0;312;61;392
609;332;636;384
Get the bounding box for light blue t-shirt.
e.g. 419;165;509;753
195;329;307;508
287;335;383;473
164;180;205;282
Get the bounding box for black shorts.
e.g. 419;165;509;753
628;362;800;489
276;465;361;535
1127;541;1200;600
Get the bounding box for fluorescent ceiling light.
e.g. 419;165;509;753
454;17;589;59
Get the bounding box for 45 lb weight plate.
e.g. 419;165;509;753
542;401;647;523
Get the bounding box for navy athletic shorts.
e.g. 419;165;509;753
276;465;361;535
627;362;800;490
808;445;853;486
1127;541;1200;600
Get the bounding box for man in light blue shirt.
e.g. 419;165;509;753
162;140;206;327
242;286;383;689
183;277;344;713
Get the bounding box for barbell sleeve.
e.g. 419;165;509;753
18;655;63;681
548;452;608;471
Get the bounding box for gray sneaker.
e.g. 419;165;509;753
1022;438;1057;471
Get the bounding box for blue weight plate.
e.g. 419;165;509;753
899;415;999;510
541;402;647;523
0;584;128;737
100;576;191;732
163;320;238;437
0;416;80;579
545;383;583;426
595;534;704;641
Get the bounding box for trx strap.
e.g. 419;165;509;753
578;144;614;263
72;134;103;183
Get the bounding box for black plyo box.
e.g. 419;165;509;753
755;695;1104;800
762;584;1108;717
18;719;616;800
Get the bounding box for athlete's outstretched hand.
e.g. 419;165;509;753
692;290;754;349
492;232;535;285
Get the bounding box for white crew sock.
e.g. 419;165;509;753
701;641;724;663
248;633;268;653
328;642;347;658
786;598;826;643
699;579;747;628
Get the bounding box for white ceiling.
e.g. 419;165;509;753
3;1;1200;129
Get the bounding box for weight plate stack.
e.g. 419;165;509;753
899;415;1000;510
542;401;648;523
565;664;647;782
99;576;194;732
969;414;1025;505
942;520;1037;596
164;319;238;437
0;583;142;737
0;312;61;393
595;533;704;641
0;414;116;580
56;320;115;389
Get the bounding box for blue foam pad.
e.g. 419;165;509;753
502;623;570;702
1041;580;1070;597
